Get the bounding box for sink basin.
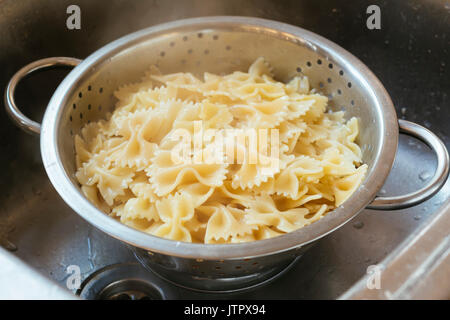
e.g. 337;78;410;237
0;0;448;299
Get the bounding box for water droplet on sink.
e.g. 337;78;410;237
378;188;387;195
1;239;17;252
414;215;422;221
32;187;42;196
419;171;431;181
353;221;364;229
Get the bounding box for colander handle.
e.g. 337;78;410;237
4;57;82;135
367;119;449;210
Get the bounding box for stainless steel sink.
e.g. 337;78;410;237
0;0;448;299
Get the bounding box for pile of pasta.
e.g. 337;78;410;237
75;57;367;244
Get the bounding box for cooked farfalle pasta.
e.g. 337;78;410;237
74;57;367;244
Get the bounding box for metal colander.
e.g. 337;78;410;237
5;17;448;292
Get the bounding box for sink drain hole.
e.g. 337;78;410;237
98;279;162;300
77;263;174;300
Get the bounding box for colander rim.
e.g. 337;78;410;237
40;16;398;260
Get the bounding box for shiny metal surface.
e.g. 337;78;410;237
78;263;179;300
133;246;305;292
368;120;449;210
5;16;447;291
40;16;398;291
341;201;450;300
4;57;81;135
0;0;448;299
